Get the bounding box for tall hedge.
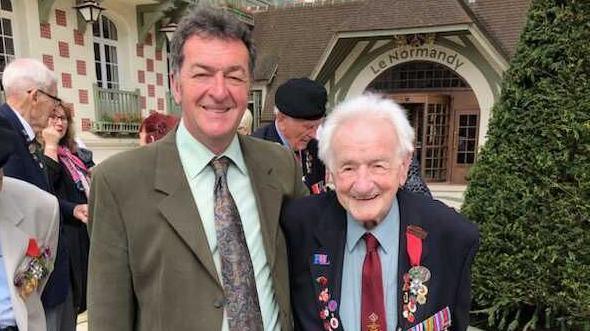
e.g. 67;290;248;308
461;0;590;330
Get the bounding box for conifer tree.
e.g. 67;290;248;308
462;0;589;329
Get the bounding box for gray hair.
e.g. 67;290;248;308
2;58;57;98
169;6;256;76
317;93;415;169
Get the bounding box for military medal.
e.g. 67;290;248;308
315;272;340;330
402;225;430;324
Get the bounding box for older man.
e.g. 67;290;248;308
88;7;307;331
0;117;59;331
253;78;327;194
0;58;82;331
281;94;479;331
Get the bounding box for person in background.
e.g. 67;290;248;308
281;94;479;331
0;58;76;331
237;109;253;135
138;112;180;146
41;103;94;328
87;7;307;330
253;78;327;194
0;117;59;331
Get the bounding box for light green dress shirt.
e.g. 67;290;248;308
176;121;280;331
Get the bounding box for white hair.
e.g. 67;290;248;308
2;58;57;98
317;93;415;169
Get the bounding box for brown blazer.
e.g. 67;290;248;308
87;132;308;331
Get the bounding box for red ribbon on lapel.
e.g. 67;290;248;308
406;231;422;267
26;238;41;258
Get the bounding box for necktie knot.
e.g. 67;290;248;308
210;156;230;178
364;233;379;253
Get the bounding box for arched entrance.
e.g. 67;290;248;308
367;61;479;184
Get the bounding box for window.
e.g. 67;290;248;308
93;16;119;89
456;114;478;164
0;0;14;91
368;61;468;92
248;89;263;130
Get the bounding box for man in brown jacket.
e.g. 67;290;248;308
87;7;307;331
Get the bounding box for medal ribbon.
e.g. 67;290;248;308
406;231;422;267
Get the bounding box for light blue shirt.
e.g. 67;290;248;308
0;242;17;328
340;198;400;331
176;121;280;331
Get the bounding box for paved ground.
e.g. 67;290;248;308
76;184;468;331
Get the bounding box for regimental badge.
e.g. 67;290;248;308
367;312;383;331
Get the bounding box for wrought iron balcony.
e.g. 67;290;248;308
91;84;141;135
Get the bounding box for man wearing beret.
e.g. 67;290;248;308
253;78;327;194
0;117;60;331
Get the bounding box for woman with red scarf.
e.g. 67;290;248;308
41;103;93;330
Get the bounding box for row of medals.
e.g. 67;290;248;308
402;265;430;323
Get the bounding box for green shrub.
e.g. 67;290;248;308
461;1;590;330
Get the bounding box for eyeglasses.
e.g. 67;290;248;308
49;114;68;122
28;89;62;108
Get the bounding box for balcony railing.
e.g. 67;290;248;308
92;84;141;135
166;91;182;116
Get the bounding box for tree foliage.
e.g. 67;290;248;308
461;0;590;330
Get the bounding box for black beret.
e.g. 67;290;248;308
0;116;17;169
275;78;327;120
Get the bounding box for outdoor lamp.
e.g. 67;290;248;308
160;22;178;42
73;0;105;24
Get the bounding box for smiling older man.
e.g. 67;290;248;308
281;93;479;331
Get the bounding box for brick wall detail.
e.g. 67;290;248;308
81;118;91;132
155;50;162;61
148;84;155;97
58;41;69;58
156;73;163;86
157;98;164;111
56;10;67;27
76;60;86;75
79;89;89;104
136;44;144;57
138;70;145;84
144;33;152;46
40;23;51;39
74;29;84;46
146;59;154;72
42;54;54;71
61;73;72;88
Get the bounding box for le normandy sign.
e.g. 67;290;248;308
369;46;466;75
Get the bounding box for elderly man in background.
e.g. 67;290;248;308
0;58;82;331
281;94;479;331
88;6;307;331
0;117;59;331
253;78;327;194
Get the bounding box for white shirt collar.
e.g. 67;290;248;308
11;107;35;141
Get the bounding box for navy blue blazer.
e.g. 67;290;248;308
0;103;71;308
280;190;479;331
253;122;326;192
